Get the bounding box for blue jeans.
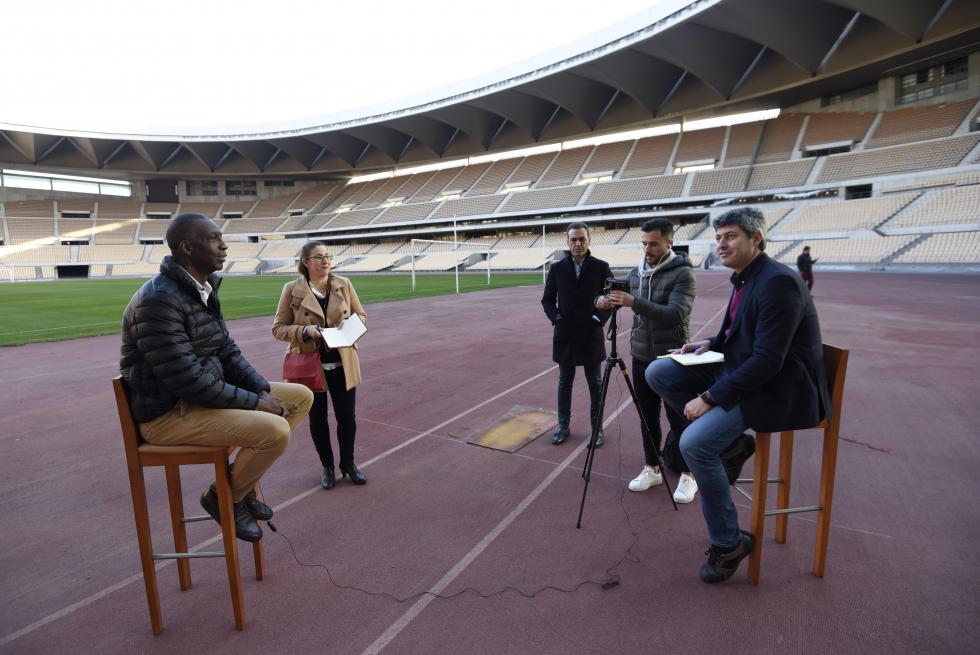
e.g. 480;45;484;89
645;359;747;548
557;361;602;431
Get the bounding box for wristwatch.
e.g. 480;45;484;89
699;391;716;406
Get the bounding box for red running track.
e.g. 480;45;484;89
1;271;978;654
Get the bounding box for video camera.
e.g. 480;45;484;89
604;277;630;294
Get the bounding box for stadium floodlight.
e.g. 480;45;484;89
1;168;130;196
469;143;562;166
1;174;50;191
394;158;469;177
348;170;394;184
683;108;780;132
563;122;681;150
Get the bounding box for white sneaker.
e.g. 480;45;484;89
673;473;699;503
628;466;663;492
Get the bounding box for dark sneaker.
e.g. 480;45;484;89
552;426;569;445
699;530;756;583
200;487;263;543
721;433;755;485
243;489;273;521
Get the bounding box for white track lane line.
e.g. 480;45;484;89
1;308;728;646
358;304;732;654
359;401;633;655
0;361;560;646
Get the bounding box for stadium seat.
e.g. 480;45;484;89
111;377;265;635
738;344;849;585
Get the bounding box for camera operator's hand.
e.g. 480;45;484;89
674;339;711;355
595;296;614;311
606;290;634;308
256;390;287;417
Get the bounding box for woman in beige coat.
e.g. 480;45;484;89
273;241;367;489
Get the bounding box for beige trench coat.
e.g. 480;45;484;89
272;275;366;391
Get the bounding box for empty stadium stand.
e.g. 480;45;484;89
799;111;876;149
892;231;980;264
867;99;976;149
772;193;920;234
4;96;980;278
886;185;980;228
777;235;917;264
621;134;676;178
537;148;592;188
818;133;980;183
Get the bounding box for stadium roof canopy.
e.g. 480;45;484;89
1;0;977;178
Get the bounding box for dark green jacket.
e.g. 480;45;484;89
627;252;696;362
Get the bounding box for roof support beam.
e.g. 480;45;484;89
817;11;861;74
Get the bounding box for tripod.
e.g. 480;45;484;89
576;307;678;528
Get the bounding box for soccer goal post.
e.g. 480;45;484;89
409;238;491;294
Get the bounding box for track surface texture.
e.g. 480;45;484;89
2;271;978;654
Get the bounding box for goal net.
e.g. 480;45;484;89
409;238;491;294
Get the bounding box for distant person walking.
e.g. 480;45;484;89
796;245;817;290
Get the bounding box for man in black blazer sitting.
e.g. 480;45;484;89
646;207;830;583
541;222;612;446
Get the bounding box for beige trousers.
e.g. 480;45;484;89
140;382;314;501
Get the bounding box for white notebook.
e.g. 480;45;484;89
656;350;724;366
321;314;367;348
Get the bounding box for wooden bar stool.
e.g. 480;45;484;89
736;344;849;585
112;377;265;634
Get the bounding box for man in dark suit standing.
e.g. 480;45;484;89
542;222;612;447
646;207;830;583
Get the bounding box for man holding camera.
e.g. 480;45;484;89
597;218;698;502
542;222;611;446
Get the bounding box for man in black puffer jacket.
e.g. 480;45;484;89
597;218;698;503
121;214;313;542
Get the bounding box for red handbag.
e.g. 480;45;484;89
282;351;326;392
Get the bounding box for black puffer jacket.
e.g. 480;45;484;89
120;257;270;423
627;252;696;362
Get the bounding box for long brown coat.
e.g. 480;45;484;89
272;275;366;391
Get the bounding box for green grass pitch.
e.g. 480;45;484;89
0;273;543;347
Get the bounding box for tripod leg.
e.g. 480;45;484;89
581;359;615;480
616;359;678;511
576;357;616;528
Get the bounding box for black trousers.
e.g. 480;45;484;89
309;367;357;469
633;358;688;472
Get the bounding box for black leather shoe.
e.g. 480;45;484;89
321;467;336;490
552;427;569;445
340;464;367;485
721;433;756;485
243;488;273;521
700;530;755;583
200;487;263;543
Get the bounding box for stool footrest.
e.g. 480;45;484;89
182;515;213;523
153;551;225;560
764;505;821;516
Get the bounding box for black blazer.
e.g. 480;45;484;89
707;253;830;432
541;252;611;366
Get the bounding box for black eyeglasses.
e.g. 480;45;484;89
306;255;334;263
